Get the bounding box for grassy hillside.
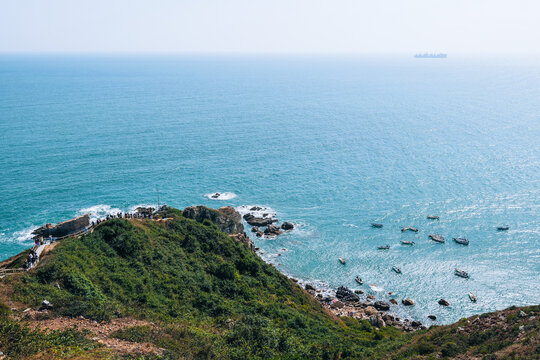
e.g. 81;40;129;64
0;207;538;359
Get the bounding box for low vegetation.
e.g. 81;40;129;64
0;207;537;359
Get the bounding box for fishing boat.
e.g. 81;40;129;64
497;225;509;231
401;240;415;245
371;223;383;228
401;226;419;232
453;237;469;245
355;276;363;285
377;245;390;250
468;292;477;302
392;266;402;274
427;215;439;220
339;257;346;265
429;234;445;243
454;268;469;278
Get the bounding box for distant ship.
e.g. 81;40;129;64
414;53;447;58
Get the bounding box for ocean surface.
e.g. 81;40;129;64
1;54;539;324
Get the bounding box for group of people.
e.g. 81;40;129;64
90;211;154;227
22;249;39;270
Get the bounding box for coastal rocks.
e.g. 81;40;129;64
367;295;375;301
369;315;386;328
428;315;437;320
336;286;360;303
255;231;263;237
438;299;450;306
365;306;378;316
229;233;254;251
243;213;277;227
354;290;364;294
330;300;345;309
402;299;415;306
33;214;90;238
374;301;391;311
251;226;260;233
281;222;294;230
389;299;398;305
305;284;316;291
264;224;283;236
183;206;244;234
411;320;422;328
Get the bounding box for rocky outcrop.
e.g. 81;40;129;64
183;206;244;234
243;213;277;227
374;301;391;311
136;207;155;216
281;222;294;230
335;286;360;302
264;224;283;236
438;299;450;306
33;214;90;238
402;299;415;306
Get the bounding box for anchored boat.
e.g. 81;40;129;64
455;268;469;278
377;245;390;250
355;276;363;285
497;225;509;231
429;234;445;243
401;226;419;232
427;215;439;220
401;240;415;245
371;223;383;228
469;292;477;302
339;257;346;265
453;237;469;245
392;266;402;274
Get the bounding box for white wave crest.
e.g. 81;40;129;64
13;226;38;242
205;192;237;200
78;204;122;223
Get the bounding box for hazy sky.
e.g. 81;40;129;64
1;0;539;53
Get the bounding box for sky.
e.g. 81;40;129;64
1;0;539;54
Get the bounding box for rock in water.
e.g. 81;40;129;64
335;286;360;302
389;299;398;305
243;213;278;227
281;222;294;230
438;299;450;306
264;224;283;236
251;226;260;233
428;315;437;320
374;301;391;311
183;206;244;234
402;298;415;306
305;283;316;291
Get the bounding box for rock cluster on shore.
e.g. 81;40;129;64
241;207;294;238
302;283;424;331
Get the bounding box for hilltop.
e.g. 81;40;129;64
0;206;538;359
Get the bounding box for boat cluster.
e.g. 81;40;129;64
335;215;507;313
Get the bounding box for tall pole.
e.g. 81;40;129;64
156;186;160;209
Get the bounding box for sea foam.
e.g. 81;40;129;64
205;192;237;200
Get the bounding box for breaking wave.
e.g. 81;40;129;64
205;192;237;200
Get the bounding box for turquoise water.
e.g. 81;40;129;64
1;55;539;323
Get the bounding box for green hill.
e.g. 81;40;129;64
0;207;538;359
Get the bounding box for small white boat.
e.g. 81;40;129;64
339;257;346;265
392;266;402;274
355;276;363;285
469;292;477;302
427;215;439;220
401;226;419;232
401;240;415;245
455;268;469;278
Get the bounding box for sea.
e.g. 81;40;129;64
1;54;539;324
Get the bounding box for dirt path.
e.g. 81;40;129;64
22;314;164;356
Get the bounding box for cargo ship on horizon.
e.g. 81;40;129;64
414;53;447;58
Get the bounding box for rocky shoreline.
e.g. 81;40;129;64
236;206;425;331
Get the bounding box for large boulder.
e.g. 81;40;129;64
281;222;294;230
374;301;391;311
335;286;360;302
438;299;450;306
243;213;277;227
33;214;90;238
264;224;283;236
402;298;415;306
183;206;244;234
